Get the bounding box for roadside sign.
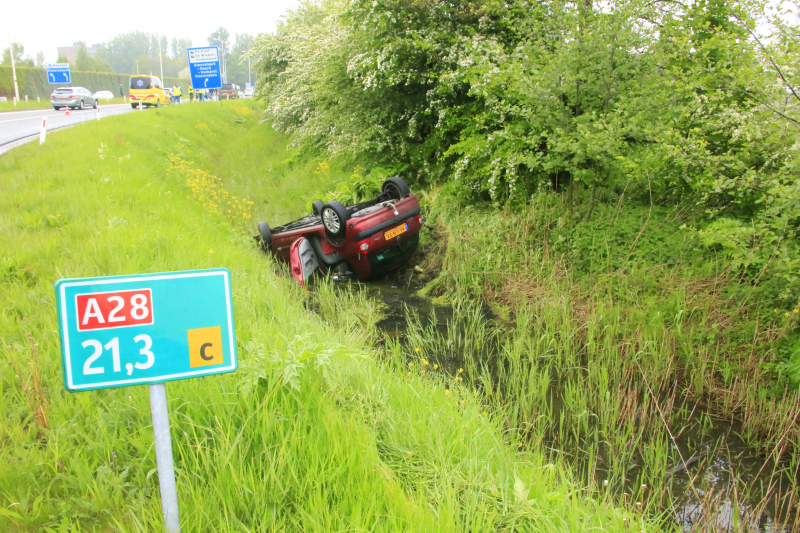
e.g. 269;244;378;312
55;268;237;392
187;46;222;90
46;63;71;84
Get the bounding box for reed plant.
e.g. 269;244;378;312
396;196;800;530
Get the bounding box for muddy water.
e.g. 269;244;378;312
338;266;799;532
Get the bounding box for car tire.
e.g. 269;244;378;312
131;103;138;109
79;100;85;110
312;200;324;216
155;99;160;107
93;100;98;109
257;221;273;246
54;106;62;111
321;201;349;242
382;177;410;200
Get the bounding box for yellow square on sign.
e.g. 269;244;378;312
188;326;223;368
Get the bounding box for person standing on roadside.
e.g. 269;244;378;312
173;83;182;104
189;84;194;102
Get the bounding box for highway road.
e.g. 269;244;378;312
0;104;136;156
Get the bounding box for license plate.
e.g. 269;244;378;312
59;98;67;100
384;223;408;240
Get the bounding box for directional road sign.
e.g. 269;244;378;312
46;63;71;84
55;268;237;391
187;46;222;90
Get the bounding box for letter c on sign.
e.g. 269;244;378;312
200;343;214;360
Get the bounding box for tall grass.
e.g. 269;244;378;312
399;196;800;530
0;102;643;531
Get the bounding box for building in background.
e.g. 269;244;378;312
56;42;102;63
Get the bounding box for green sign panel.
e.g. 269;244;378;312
55;269;237;391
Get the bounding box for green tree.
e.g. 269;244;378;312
208;27;230;54
2;42;34;67
35;51;45;67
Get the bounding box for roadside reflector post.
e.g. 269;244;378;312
149;383;181;532
95;106;100;121
12;96;16;106
37;96;40;102
54;268;237;533
39;117;47;144
25;95;28;102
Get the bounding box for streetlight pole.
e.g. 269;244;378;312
221;42;226;83
9;41;19;104
158;35;164;85
248;56;251;86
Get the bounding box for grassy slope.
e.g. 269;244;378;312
0;102;641;531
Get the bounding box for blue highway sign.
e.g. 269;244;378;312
187;47;222;89
46;63;71;84
55;269;237;391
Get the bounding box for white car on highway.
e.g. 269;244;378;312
94;90;115;101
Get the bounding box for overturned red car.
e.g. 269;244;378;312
257;177;421;285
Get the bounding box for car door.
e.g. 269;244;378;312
289;238;320;286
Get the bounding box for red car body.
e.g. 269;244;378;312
258;179;421;286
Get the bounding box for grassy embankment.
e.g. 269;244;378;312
0;98;129;113
0;101;642;531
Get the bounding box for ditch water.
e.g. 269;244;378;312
340;265;800;532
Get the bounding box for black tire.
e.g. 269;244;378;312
382;177;410;200
155;99;160;108
321;201;349;241
131;103;138;109
257;222;272;246
54;107;62;111
93;99;98;109
312;200;324;216
79;100;85;110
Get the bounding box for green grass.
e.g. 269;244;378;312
399;196;800;529
0;101;643;531
0;97;129;113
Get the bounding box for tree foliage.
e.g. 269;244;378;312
253;0;800;303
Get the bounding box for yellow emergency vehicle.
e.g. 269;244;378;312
129;75;170;108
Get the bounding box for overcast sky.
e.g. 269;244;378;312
5;0;300;63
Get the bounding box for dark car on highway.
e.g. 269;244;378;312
219;84;237;100
50;87;98;111
257;177;422;286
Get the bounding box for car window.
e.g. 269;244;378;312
130;76;152;90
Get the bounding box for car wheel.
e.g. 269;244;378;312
382;177;410;200
155;99;160;107
131;103;138;109
54;106;61;111
93;99;98;109
79;100;85;110
321;201;349;241
312;200;324;216
257;221;273;246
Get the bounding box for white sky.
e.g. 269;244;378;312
5;0;300;63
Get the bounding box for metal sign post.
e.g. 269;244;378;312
150;383;180;532
55;268;237;532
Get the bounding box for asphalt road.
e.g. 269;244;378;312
0;104;136;156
